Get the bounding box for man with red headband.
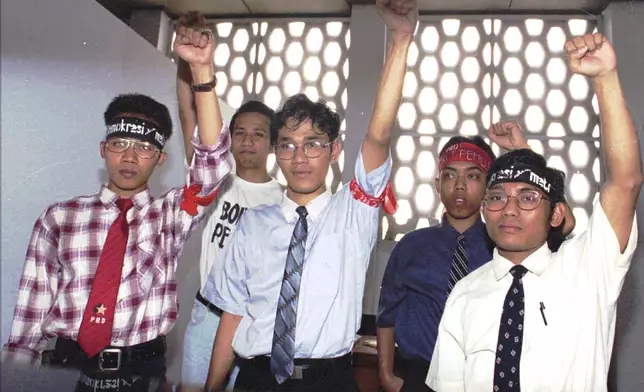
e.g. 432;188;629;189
377;123;575;392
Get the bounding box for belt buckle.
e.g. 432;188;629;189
291;365;303;380
98;348;122;371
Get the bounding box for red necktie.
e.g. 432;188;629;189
77;198;133;358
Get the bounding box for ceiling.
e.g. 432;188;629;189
98;0;615;19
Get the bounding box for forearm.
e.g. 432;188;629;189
205;312;242;391
594;72;643;186
190;65;223;147
177;59;197;162
362;33;412;172
183;72;232;198
377;327;397;381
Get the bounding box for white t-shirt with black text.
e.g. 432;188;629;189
198;174;283;290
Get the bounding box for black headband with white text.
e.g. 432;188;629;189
105;117;166;150
487;163;562;201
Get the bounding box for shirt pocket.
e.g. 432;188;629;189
133;234;168;295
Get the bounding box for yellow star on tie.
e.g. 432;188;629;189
95;304;107;315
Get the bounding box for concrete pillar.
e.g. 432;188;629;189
603;2;644;390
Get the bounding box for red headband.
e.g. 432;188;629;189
438;142;493;172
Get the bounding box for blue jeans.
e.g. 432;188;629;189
181;298;238;390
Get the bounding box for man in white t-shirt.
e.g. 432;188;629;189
175;13;283;390
426;33;642;392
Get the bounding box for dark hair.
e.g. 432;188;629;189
230;100;275;131
439;135;496;162
547;223;567;252
103;93;173;141
486;149;565;203
270;94;341;146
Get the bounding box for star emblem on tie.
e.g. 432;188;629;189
95;303;107;315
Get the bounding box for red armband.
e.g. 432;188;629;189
349;179;397;215
180;184;220;217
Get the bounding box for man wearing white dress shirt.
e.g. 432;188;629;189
202;0;418;390
426;33;642;392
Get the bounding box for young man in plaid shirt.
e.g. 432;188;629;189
2;23;231;392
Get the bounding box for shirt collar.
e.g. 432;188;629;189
441;214;489;242
99;184;153;210
281;188;332;223
491;242;553;281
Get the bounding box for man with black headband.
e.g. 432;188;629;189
174;12;283;392
3;21;232;392
427;33;642;392
376;122;575;392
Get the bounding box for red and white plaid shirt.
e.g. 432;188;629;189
3;126;232;362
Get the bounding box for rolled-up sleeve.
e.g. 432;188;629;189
172;125;233;247
354;149;392;198
187;124;233;197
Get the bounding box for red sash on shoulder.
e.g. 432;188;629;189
349;179;397;215
180;184;220;216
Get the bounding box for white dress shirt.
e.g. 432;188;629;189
198;174;283;291
206;150;392;359
426;200;638;392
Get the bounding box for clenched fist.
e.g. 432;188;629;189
174;11;214;68
488;120;529;151
376;0;418;39
564;33;617;79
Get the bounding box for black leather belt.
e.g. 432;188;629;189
52;336;166;372
196;291;223;316
242;353;352;380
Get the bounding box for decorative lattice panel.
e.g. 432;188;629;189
384;17;599;241
171;20;351;193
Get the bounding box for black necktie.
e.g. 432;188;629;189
493;265;528;391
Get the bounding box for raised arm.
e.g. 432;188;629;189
565;33;643;251
175;12;208;163
172;21;232;241
361;0;417;173
174;21;223;147
2;211;59;363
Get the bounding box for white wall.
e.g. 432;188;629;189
0;0;234;385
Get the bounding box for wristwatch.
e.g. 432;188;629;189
191;76;217;92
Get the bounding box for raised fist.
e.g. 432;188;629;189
174;11;214;67
564;33;617;79
488;120;529;151
376;0;418;39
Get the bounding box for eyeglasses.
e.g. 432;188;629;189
274;141;332;160
105;138;160;159
483;190;548;211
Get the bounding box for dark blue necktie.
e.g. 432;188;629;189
270;206;308;384
447;234;468;294
493;265;528;392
